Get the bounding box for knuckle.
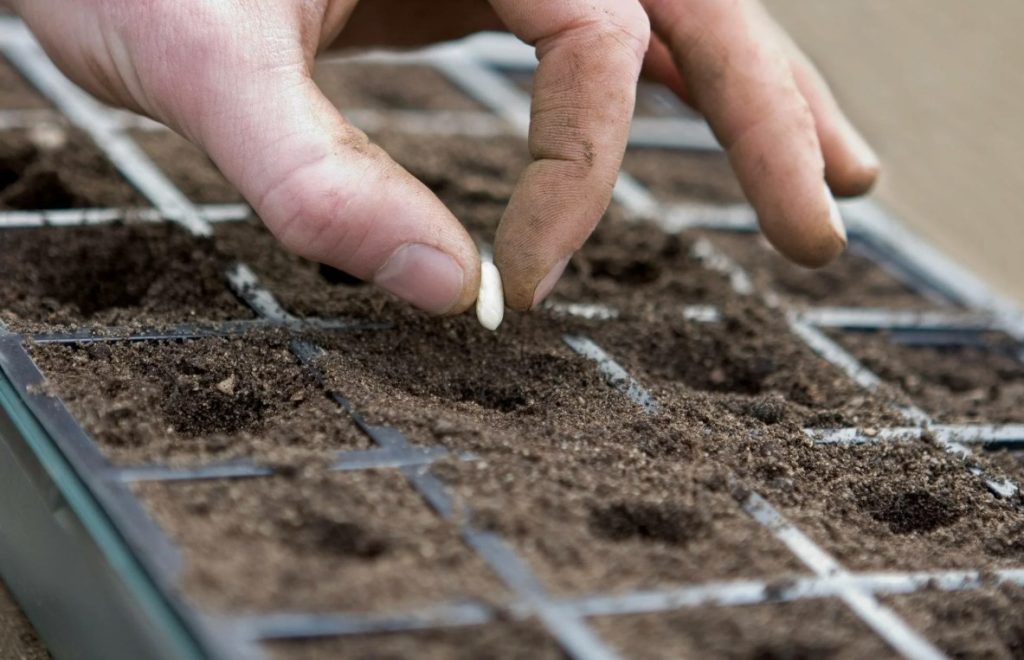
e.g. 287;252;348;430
582;5;651;64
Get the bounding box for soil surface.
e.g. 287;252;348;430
746;440;1024;572
884;583;1024;659
705;230;948;309
130;130;242;204
622;148;745;205
138;470;505;613
0;58;48;109
0;222;249;332
314;62;484;112
266;622;564;660
0;128;142;209
586;302;908;427
594;599;897;659
31;336;367;467
834;330;1024;423
0;582;48;660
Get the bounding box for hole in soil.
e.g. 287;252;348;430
162;382;266;436
289;514;389;559
860;489;961;534
588;501;707;546
0;129;142;209
318;263;365;286
748;643;840;660
456;382;529;413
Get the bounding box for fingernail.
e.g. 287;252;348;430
531;255;571;309
374;243;464;314
824;182;847;246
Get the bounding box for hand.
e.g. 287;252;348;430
10;0;877;313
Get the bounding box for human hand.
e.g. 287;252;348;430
10;0;877;313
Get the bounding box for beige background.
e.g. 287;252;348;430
765;0;1024;305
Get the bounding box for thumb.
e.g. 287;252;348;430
194;71;480;314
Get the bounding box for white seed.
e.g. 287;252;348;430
476;261;504;331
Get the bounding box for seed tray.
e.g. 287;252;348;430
1;16;1024;660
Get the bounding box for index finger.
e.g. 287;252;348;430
490;0;650;310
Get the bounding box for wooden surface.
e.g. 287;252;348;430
765;0;1024;305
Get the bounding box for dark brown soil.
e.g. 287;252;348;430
31;336;368;467
130;130;242;204
594;599;897;659
0;223;250;332
834;331;1024;423
622;147;745;204
745;440;1024;572
314;62;484;112
550;222;737;316
0;128;142;209
0;58;48;109
0;581;48;660
137;470;505;613
586;302;908;427
266;622;564;660
884;584;1024;659
705;230;947;310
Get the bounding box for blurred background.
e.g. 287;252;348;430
766;0;1024;306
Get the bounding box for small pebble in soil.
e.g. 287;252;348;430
476;260;504;331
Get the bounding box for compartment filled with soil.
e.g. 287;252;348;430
704;230;950;310
434;453;804;597
130;129;242;204
0;57;48;109
621;148;745;205
137;470;505;613
314;62;484;111
314;312;647;455
744;439;1024;572
31;336;368;466
593;599;896;660
832;330;1024;423
0;127;142;209
883;584;1024;659
587;303;907;427
1;222;250;332
265;622;562;660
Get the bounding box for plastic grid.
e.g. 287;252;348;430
0;17;1021;660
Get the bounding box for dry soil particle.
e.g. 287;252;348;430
834;330;1024;423
586;301;908;428
0;58;48;109
593;599;897;660
883;584;1024;659
747;440;1024;572
0;222;250;332
130;130;242;203
314;62;484;111
705;230;948;310
435;453;804;597
266;622;564;660
621;147;745;205
30;336;368;467
0;128;142;209
137;470;505;613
